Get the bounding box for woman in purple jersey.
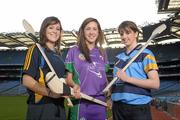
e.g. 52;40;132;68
65;17;109;120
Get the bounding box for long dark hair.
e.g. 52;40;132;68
39;16;62;54
77;17;105;62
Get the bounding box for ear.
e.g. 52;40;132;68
135;31;138;39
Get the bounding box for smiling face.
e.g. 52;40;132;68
118;21;139;51
46;23;61;44
84;21;99;46
119;28;138;47
39;17;62;52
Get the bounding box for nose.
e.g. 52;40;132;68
89;30;94;35
53;29;58;33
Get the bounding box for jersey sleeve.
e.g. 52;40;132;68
23;45;40;78
65;47;75;73
143;50;158;73
103;50;110;72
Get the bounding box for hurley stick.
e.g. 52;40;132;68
103;24;167;93
22;19;73;106
72;29;78;38
46;72;107;106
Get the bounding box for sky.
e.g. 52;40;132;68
0;0;168;33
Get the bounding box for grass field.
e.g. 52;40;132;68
0;96;27;120
0;96;112;120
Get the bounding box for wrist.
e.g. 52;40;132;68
72;83;78;88
68;82;75;88
127;77;133;83
47;89;51;97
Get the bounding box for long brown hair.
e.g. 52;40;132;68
39;16;62;54
77;17;105;62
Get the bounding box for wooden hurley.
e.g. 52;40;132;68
23;19;107;107
46;72;107;106
22;19;73;106
103;24;167;93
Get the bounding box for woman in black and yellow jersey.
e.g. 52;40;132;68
22;16;66;120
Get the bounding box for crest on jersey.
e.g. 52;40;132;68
79;53;85;61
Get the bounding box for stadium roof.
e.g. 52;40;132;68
0;1;179;50
158;0;180;13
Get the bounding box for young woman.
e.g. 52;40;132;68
65;17;109;120
111;20;160;120
22;16;66;120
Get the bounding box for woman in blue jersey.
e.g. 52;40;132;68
112;21;160;120
65;17;109;120
22;16;66;120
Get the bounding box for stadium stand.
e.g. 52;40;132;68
0;81;26;95
0;42;180;96
0;5;179;119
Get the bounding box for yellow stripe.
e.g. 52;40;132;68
26;45;35;69
145;54;156;62
23;45;35;70
23;48;31;70
35;68;45;103
144;63;158;73
23;45;33;70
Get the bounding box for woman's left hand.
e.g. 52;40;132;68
73;84;81;99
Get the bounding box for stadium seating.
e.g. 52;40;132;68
0;42;180;96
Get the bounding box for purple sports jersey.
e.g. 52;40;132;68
65;45;108;120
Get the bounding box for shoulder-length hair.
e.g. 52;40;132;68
39;16;62;54
77;17;105;62
118;20;140;41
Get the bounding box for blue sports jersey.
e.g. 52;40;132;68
111;45;158;105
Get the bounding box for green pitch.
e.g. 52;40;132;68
0;96;112;120
0;96;27;120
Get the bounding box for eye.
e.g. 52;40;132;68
93;27;98;31
48;26;53;29
120;32;124;36
56;28;61;31
85;27;91;31
128;30;132;34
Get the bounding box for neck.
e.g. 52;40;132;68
86;41;95;50
126;42;137;54
46;41;55;51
